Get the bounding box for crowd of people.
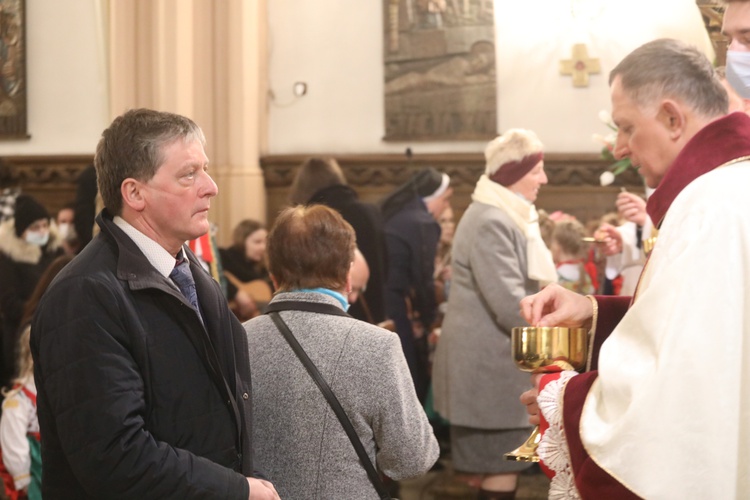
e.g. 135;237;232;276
1;9;750;498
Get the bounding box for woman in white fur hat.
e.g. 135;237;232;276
432;129;556;499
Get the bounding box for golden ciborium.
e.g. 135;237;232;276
503;326;589;462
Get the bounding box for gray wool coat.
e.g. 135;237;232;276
432;201;540;430
245;291;439;499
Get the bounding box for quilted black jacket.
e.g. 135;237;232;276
31;210;253;499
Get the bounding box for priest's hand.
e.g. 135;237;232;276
520;283;593;328
520;373;544;426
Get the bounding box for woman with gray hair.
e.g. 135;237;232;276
432;129;556;499
244;204;438;499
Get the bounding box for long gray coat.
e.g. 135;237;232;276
432;201;539;429
245;291;438;499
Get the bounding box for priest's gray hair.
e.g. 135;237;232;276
609;38;728;118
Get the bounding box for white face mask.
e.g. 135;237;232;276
726;51;750;99
25;230;50;247
57;222;71;241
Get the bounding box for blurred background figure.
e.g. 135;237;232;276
428;203;455;408
595;189;654;296
219;219;272;321
380;167;452;404
0;187;20;224
536;208;555;249
432;129;555;499
551;218;596;295
289;157;388;325
55;202;79;256
434;204;455;310
72;165;97;252
0;254;72;500
187;224;226;294
348;248;370;307
0;195;63;387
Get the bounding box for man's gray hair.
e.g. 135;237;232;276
94;108;206;216
609;38;728;118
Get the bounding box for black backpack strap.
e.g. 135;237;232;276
268;311;391;500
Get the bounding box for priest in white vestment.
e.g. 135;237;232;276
518;39;750;499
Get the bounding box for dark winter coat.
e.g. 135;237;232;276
0;218;63;382
31;210;253;499
309;184;388;324
383;196;440;401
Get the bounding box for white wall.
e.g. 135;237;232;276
0;0;108;155
266;0;713;154
0;1;712;157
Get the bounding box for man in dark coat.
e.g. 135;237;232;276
31;109;279;499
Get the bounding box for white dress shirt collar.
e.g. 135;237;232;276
113;216;186;278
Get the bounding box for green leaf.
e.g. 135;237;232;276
600;146;615;161
610;159;632;176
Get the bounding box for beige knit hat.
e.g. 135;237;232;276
484;128;544;186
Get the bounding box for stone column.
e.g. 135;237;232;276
107;0;268;246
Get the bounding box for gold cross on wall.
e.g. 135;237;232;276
560;44;601;87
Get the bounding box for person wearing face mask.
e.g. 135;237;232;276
431;129;556;500
716;65;750;114
0;194;63;387
55;202;79;256
724;0;750;99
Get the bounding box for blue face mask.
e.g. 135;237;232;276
726;51;750;99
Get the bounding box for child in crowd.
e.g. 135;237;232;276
0;327;40;500
537;208;555;249
0;254;72;500
550;219;596;295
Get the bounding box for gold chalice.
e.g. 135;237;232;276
503;326;589;462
